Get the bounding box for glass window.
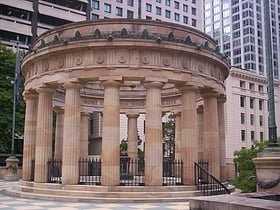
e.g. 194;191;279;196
116;7;123;16
156;7;161;15
250;98;254;109
260;132;264;141
92;0;99;9
259;99;263;110
251;131;255;141
259;115;263;126
165;10;171;18
127;10;133;18
156;0;161;2
191;7;196;15
175;1;179;9
127;0;133;6
92;13;99;20
250;114;254;125
183;4;188;12
240;81;245;89
249;83;255;91
104;3;111;13
146;3;152;12
166;0;170;6
258;85;264;92
183;16;188;24
240;96;245;107
241;130;245;141
116;0;123;2
192;0;196;4
175;13;179;21
241;113;245;124
192;19;197;27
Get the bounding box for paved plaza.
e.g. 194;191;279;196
0;180;189;210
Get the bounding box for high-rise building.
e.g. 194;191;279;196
204;0;280;79
204;0;280;179
0;0;89;50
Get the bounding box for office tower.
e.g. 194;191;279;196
204;0;280;79
0;0;88;50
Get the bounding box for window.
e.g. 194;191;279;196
146;16;152;20
191;7;196;15
127;0;133;6
250;97;254;109
104;3;111;13
175;1;179;9
251;131;255;141
249;83;255;91
240;96;245;107
259;99;263;110
166;0;170;6
250;114;254;125
241;130;245;141
175;13;179;21
192;0;196;3
192;19;197;27
146;3;152;12
156;7;161;15
259;115;263;126
183;4;188;12
92;13;99;20
260;132;264;141
156;0;161;2
116;7;123;16
116;0;123;2
165;10;171;18
183;16;188;24
127;10;133;18
258;85;264;92
92;0;99;9
241;113;245;124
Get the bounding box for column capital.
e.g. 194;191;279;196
143;81;164;89
102;80;122;88
63;81;84;89
174;111;181;117
126;113;140;118
54;106;64;114
81;111;90;117
36;85;55;94
177;85;199;93
23;90;38;100
201;91;220;98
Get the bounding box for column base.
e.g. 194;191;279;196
254;150;280;193
4;156;20;181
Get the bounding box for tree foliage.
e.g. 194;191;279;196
0;43;25;153
233;140;268;193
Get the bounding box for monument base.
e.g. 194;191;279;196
253;150;280;193
4;156;20;181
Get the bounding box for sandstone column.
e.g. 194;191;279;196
218;95;227;181
54;108;64;160
127;113;139;160
174;112;182;160
80;112;89;158
202;91;220;179
22;91;38;181
101;80;122;186
62;81;83;185
180;86;198;185
34;86;54;183
197;106;204;161
144;81;164;186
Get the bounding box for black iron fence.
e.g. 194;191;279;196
194;161;230;196
47;158;62;183
79;157;101;185
44;157;182;186
163;159;183;185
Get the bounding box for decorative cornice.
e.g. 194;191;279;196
25;27;227;63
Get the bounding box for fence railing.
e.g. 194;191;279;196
163;159;183;186
79;157;101;185
194;161;230;196
47;158;62;183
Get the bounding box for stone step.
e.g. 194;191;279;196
4;181;203;202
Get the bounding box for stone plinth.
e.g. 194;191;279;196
4;156;20;181
254;150;280;193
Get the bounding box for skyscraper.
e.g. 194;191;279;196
204;0;280;79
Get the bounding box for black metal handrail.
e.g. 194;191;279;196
194;161;230;196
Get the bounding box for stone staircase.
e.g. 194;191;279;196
3;181;203;202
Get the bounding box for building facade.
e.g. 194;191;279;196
204;0;280;79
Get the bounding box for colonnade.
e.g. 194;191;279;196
22;80;226;186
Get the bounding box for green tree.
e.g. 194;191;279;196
0;43;25;153
233;140;268;193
